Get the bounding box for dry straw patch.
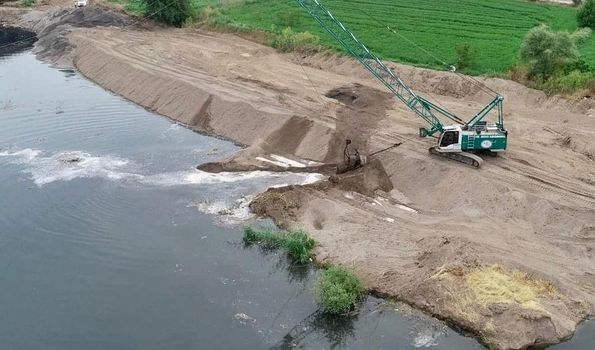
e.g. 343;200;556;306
432;264;558;319
466;265;557;308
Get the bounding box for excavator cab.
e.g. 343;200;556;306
438;129;461;152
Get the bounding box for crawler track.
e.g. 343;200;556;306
429;147;483;168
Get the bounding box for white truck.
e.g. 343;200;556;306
75;0;88;7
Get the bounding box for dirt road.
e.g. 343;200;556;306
5;5;594;349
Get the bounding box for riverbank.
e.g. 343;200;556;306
3;4;594;349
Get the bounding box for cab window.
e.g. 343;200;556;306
440;131;459;147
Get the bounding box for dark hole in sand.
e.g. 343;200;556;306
325;83;362;105
0;26;37;57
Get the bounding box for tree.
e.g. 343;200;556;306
141;0;191;27
578;0;595;28
520;25;591;78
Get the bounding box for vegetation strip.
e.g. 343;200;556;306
111;0;595;94
199;0;595;74
243;227;365;314
314;266;365;314
243;227;315;264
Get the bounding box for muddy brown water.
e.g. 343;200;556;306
0;28;592;349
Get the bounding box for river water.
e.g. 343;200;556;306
0;33;591;349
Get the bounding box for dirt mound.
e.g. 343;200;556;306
250;159;393;228
19;6;130;67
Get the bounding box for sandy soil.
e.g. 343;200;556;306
3;5;594;349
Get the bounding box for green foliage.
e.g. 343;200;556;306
270;27;319;53
284;230;315;264
277;9;300;27
455;43;473;71
21;0;36;7
537;70;595;94
578;0;595;29
243;227;315;264
111;0;595;74
107;0;145;14
218;0;595;75
197;6;230;26
140;0;192;27
315;266;365;314
520;25;591;79
243;227;284;247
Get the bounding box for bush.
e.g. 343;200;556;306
520;25;591;79
270;27;320;53
141;0;191;27
538;70;595;94
21;0;36;6
578;0;595;28
284;231;315;264
243;227;315;264
315;266;364;314
455;43;473;71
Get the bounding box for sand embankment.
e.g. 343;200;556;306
6;5;595;349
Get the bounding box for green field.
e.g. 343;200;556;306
198;0;595;75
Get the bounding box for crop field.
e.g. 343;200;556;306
202;0;595;75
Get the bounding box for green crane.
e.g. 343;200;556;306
295;0;508;168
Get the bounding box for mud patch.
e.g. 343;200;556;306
0;26;36;56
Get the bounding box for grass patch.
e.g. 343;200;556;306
108;0;146;14
111;0;595;76
211;0;595;75
536;70;595;95
243;227;315;264
270;26;320;53
244;229;366;315
314;266;365;315
107;0;595;94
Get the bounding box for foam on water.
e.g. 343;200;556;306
0;148;137;186
189;196;253;225
0;148;42;161
412;328;442;348
0;148;325;188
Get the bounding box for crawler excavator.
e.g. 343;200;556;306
295;0;508;168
